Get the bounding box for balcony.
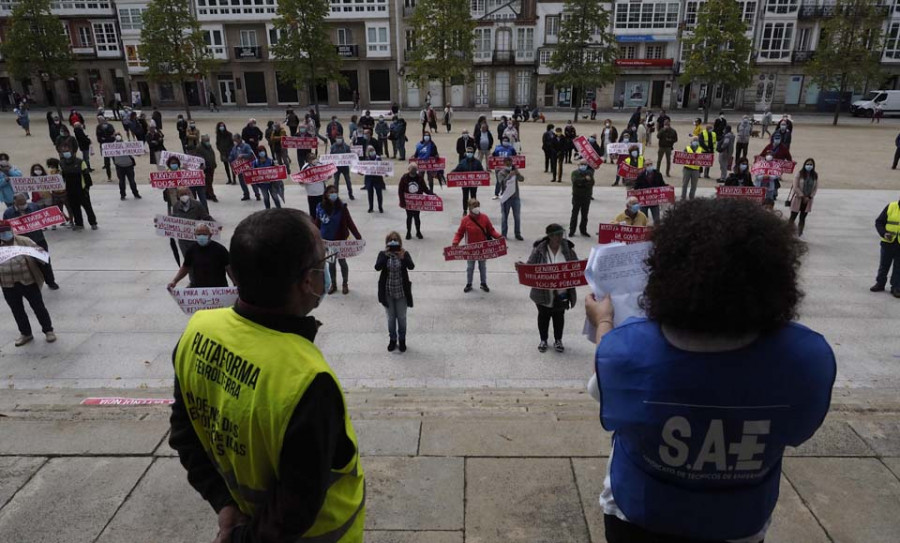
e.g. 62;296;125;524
515;50;535;63
493;49;513;63
799;1;889;18
792;50;815;62
233;45;263;60
72;46;95;55
403;6;415;17
336;44;359;58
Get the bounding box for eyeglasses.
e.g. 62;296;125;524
316;249;340;266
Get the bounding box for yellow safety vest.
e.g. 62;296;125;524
700;129;717;152
683;145;702;170
174;308;365;542
883;201;900;243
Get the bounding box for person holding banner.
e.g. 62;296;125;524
452;199;502;293
570;160;595;237
680;138;702;201
251;147;282;210
228;134;260;202
45;159;72;229
616;145;644;188
58;144;97;230
112;135;142;200
526;224;578;353
167;224;234;289
490;137;517;200
398;163;432;240
789;159;818;237
330;136;355;200
613;196;649;227
498;157;524;240
414;131;445;191
0;220;55;346
698;123;717;179
754;154;782;209
300;154;327;217
375;231;415;352
4;194;58;289
760;132;793;162
600;120;619;163
724;157;754;188
611;132;635;186
215;122;234;184
632;163;667;224
452;147;485;214
170;186;214;263
315;185;362;295
362;146;386;213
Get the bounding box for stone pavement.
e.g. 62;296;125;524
0;388;899;543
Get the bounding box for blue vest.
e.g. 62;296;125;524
596;318;835;540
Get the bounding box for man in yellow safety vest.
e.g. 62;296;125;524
872;198;900;297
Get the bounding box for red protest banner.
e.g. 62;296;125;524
410;157;446;172
753;155;795;174
443;238;507;261
291;163;338;184
750;160;782;177
81;397;175;406
573;136;603;169
515;260;588;289
716;186;766;202
404;193;444;212
230;158;253;176
446;171;491;188
598;224;652;244
282;136;318;149
8;206;66;234
244;165;288;184
628;186;676;207
486;155;527;170
149;170;205;189
617;162;645;179
673;151;715;167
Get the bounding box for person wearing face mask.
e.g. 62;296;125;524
376;231;415;352
477;122;494;163
692;118;703;138
452;146;485;214
14;103;30;137
184;121;200;151
736;116;752;161
326;116;343;145
551;127;567;183
456;130;475;162
491;137;518;199
315;185;362;295
523;223;578;353
681;138;703;200
563;121;577;163
28;163;53;213
632;162;667;224
228;134;260;202
618;145;644;188
375;115;390;151
45;159;72;229
713;112;727;140
167;224;234;289
698;124;717;178
175;114;188;151
111;134;141;200
215;122;235;184
761;109;772;138
359;109;375;132
717;125;735;183
780;114;793;133
754;153;781;209
504;120;521;153
655;120;678;177
789;159;818;236
170;185;214;262
147;123;166;166
151;107;163;132
48;114;63;145
72;122;93;172
251;146;281;210
414;131;444;191
192;134;218;203
0;220;55;346
873;195;900;295
611;131;634;186
3;193;58;289
760;133;792;161
452;198;502;293
391;115;408;160
330;136;355;200
724;157;754;188
398;163;433;240
443;105;453;133
498;157;524;240
570;160;595;237
169;208;365;543
600;120;619;163
613;196;649;227
362;145;386;213
242;118;264;154
300;153;327;216
0;153;23;208
772;121;792;150
96;116;116;182
54;125;78;162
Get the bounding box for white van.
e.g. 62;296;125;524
851;90;900;117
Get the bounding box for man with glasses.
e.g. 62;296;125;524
169;208;365;543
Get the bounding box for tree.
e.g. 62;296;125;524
405;0;476;109
679;0;754;123
270;0;345;118
806;0;886;125
547;0;618;123
0;0;74;119
139;0;214;119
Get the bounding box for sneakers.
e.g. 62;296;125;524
464;284;473;293
871;283;886;292
491;195;499;200
15;335;33;347
399;341;407;353
538;341;548;353
480;283;490;292
554;340;565;353
45;331;56;343
388;340;397;352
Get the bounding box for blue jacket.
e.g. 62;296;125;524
0;167;24;205
596;318;835;540
414;141;438;159
228;142;254;163
492;144;517;157
3;202;44;243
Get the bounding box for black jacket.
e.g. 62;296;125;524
152;111;163;131
633;170;667;190
456;135;475;161
95;122;116;144
375;250;415;307
724;170;754;187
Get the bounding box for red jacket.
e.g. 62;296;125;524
453;212;501;245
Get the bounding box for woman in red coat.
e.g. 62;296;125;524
452;198;502;293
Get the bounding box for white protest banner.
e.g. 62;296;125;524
750;160;783;178
516;260;588;289
486;155;526;170
409;157;446;172
153;215;222;241
598;224;652;245
282;136;318;149
243;165;288;185
583;242;651;341
10;175;64;192
324;239;367;259
627;186;676;207
446;171;491;188
673;151;715;167
169;286;239;315
352;160;394;177
351;145;364;157
443;238;507;261
230;158;254;176
716;186;766;202
159;151;205;171
101;141;146;157
753;155;796;174
404;193;443;212
0;245;50;264
81;397;175;406
291;163;338;184
149;170;205;189
606;142;643;156
573;136;603;169
8;207;66;234
319;153;359;168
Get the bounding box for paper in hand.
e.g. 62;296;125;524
582;241;651;343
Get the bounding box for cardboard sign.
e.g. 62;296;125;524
319;153;359;167
617;163;645;179
351;145;364;157
404;193;443;212
291;163;338;184
149;170;205;189
573;136;603;169
673;151;714;167
282;136;318;149
446;171;491;188
169;286;238;315
443;238;507;261
606;142;643;156
410;157;446;172
352;160;394;177
243;165;288;185
10;175;65;192
8;207;66;234
716;186;766;202
750;161;783;177
324;239;366;259
101;141;146;157
627;186;676;207
153;214;222;241
598;224;652;244
160;151;204;171
230;158;254;176
0;245;50;264
516;260;588;289
753;156;795;174
82;397;175;406
486;155;526;170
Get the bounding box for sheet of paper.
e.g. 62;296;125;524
582;241;651;342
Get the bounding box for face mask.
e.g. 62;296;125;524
196;235;210;246
766;155;774;161
0;231;12;242
218;126;225;132
336;139;343;144
780;124;786;129
62;152;72;159
259;152;266;159
773;139;781;145
629;204;641;214
328;193;338;202
466;152;474;158
299;128;307;133
605;123;610;127
15;205;26;212
368;152;376;158
740;164;748;171
470;207;481;216
203;142;211;148
579;165;588;172
622;138;630;143
805;164;813;171
189;124;196;129
588;137;596;143
502;141;510;146
179;195;190;204
691;142;699;149
424;136;431;142
462;133;469;138
32;170;42;176
387;240;400;249
169;164;179;171
115;136;122;142
646;166;655;173
630;151;638;158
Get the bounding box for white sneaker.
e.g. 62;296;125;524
491;195;499;200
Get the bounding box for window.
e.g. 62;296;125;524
366;25;389;55
268;27;279;47
646;44;666;59
474;27;492;60
337;28;352;45
796;27;810;51
545;16;559;38
618;45;636;59
539;49;553;65
62;23;71;45
472;0;484;11
615;2;679;29
759;22;794;59
50;0;111;9
240;30;258;47
125;44;142;66
204;29;226;57
515;70;531;104
118;8;144;31
684;1;701;28
766;0;798;14
78;26;93;47
739;1;757;26
516;27;534;59
405;29;416;51
328;0;388;15
584;49;603;63
92;23;118;53
886;23;900;59
475;71;489;106
196;0;277;17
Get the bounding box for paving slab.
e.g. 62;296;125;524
96;458;216;543
784;457;900;543
785;418;875;457
847;417;900;456
882;457;900;480
354;419;421;456
467;458;590;543
766;478;831;543
0;457;151;543
365;531;463;543
571;458;609;543
363;456;464;531
419;419;609;457
0;420;168;455
0;457;46;508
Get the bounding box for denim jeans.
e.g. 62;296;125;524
258;183;281;209
876;242;900;289
385;296;407;341
334;166;353;196
329;258;349;286
189;186;208;211
238;174;260;199
466;259;487;285
682;168;700;200
501;196;521;238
